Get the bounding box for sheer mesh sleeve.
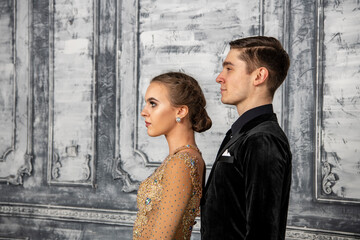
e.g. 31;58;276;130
140;153;194;239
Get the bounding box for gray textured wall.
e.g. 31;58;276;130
0;0;359;239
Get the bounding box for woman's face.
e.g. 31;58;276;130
141;82;178;137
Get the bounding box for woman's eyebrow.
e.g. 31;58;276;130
145;97;159;103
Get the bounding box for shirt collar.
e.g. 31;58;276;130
231;104;274;134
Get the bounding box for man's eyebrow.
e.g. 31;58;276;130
145;97;159;102
222;61;234;67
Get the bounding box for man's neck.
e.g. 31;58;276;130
236;99;272;116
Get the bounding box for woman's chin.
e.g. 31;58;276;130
147;130;160;137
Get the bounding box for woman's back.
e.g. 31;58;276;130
133;145;204;240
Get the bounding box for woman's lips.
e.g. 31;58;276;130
145;121;151;127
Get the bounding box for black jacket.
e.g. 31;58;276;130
201;113;292;240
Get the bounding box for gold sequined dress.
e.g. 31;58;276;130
133;145;203;240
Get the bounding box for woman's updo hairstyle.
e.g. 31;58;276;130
151;72;212;133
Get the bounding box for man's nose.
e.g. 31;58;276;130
216;72;224;83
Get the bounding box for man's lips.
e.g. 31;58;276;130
145;121;151;127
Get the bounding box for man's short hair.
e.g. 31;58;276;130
229;36;290;96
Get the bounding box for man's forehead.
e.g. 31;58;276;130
224;49;244;63
227;48;243;57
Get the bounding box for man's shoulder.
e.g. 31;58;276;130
249;118;283;134
247;120;289;145
230;118;289;151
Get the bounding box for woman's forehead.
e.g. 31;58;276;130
145;82;170;101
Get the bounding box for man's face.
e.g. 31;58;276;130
216;49;254;108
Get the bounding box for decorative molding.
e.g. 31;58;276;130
2;154;33;186
322;161;339;195
286;226;360;240
0;0;34;185
0;203;136;226
26;0;34;184
315;0;327;202
281;0;291;133
47;0;99;187
314;0;360;204
315;0;324;202
259;0;264;36
0;203;359;239
50;152;91;182
0;0;16;163
113;156;140;193
83;154;91;181
0;148;14;163
114;0;150;187
115;0;154;168
115;0;157;188
0;237;29;240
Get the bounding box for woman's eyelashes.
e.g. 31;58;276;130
150;101;157;107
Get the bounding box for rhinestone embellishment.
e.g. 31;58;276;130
133;144;202;240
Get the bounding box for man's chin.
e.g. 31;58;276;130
221;98;232;105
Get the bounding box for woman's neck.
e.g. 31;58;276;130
165;128;196;155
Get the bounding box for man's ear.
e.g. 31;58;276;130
176;105;189;119
253;67;269;86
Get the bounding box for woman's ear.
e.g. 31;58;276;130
176;105;189;119
254;67;269;86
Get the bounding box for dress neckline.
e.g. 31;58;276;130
173;144;201;155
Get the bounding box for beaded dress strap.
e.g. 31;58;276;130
173;144;201;155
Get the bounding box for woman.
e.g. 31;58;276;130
133;72;212;240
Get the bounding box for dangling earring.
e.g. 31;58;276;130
176;117;181;123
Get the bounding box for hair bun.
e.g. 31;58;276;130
192;107;212;133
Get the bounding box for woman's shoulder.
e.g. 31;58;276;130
172;150;203;162
170;150;204;196
166;150;204;173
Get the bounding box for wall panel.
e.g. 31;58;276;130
315;0;360;204
0;0;33;185
0;1;15;161
286;0;360;235
47;0;97;186
0;0;137;232
116;0;266;184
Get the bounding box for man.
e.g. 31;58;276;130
201;36;292;240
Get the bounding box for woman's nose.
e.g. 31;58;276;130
141;106;147;117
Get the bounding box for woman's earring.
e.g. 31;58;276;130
176;117;181;123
